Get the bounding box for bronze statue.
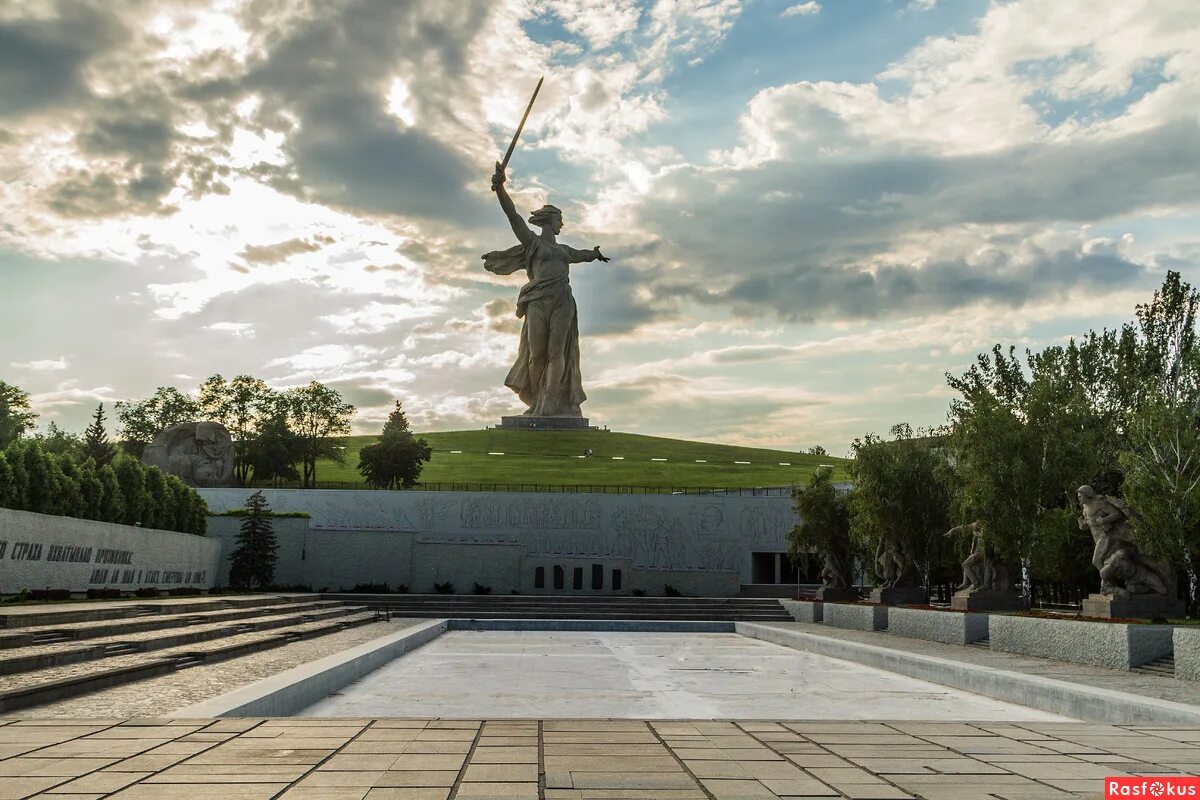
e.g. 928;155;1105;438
945;521;1010;593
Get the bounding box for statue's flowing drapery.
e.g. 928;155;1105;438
483;237;587;416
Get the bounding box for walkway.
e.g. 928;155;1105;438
0;717;1196;799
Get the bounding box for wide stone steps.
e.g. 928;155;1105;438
0;605;367;676
0;611;379;713
0;598;342;648
1131;654;1175;677
330;594;793;622
0;593;319;629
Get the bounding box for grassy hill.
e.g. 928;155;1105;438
306;429;850;489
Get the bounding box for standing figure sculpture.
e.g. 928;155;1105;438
483;162;608;418
944;521;1010;593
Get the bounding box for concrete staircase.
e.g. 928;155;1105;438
328;593;794;622
0;595;379;713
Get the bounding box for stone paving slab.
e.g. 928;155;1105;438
0;718;1193;799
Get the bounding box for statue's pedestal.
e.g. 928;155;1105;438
815;587;860;602
869;587;928;606
951;589;1027;612
1080;593;1185;620
497;415;596;431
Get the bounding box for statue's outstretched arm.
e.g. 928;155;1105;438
566;244;610;263
492;162;533;246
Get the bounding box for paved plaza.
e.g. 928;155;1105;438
300;631;1069;721
0;717;1198;799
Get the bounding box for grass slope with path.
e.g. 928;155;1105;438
305;429;849;489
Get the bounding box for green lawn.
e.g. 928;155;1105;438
301;429;849;490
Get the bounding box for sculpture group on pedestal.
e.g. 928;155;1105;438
869;536;927;605
944;521;1026;611
815;529;858;602
1077;485;1183;619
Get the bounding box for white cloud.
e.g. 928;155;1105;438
11;358;69;372
781;2;821;18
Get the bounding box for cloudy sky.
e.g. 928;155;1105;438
1;0;1198;455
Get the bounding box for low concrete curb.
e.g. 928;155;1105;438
175;619;448;717
780;600;822;623
887;606;989;645
737;622;1200;725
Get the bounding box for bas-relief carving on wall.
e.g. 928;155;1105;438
197;489;798;574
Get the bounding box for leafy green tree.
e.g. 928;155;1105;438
357;402;432;489
245;408;304;484
96;463;125;523
848;424;954;588
229;491;278;589
0;381;37;448
0;451;12;508
83;403;117;466
788;466;853;586
199;374;276;484
116;387;200;457
287;382;354;487
806;445;828;456
32;422;84;460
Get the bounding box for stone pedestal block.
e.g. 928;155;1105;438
780;599;822;623
816;587;860;602
989;615;1174;670
498;415;595;430
1080;593;1186;620
951;589;1028;612
1175;627;1200;681
869;587;928;606
823;602;887;631
888;606;989;645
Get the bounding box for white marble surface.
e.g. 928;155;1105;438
299;630;1073;720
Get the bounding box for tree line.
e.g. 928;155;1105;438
0;373;432;506
0;399;206;534
791;271;1200;612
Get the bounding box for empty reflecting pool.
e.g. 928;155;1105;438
298;630;1071;720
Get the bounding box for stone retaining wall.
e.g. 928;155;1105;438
0;508;220;594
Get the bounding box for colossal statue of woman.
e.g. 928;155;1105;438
482;161;608;420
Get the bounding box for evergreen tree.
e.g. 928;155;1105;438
83;403;116;466
113;454;147;525
96;463;125;523
229;491;278;589
357;402;432;489
52;455;84;518
77;459;104;519
22;442;55;514
143;467;169;530
5;442;28;510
